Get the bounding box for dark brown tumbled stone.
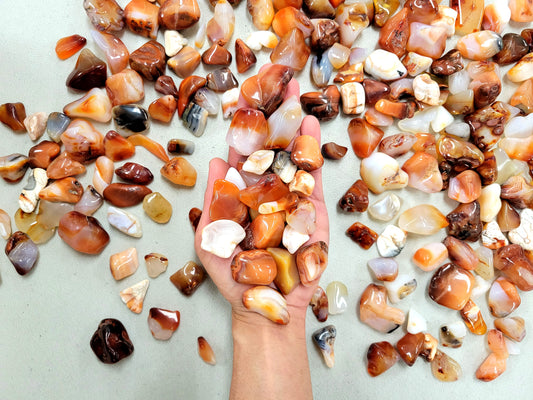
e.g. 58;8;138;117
90;318;134;364
170;261;207;295
431;49;464;76
310;18;340;52
103;183;152;207
129;40;166;81
493;33;529;66
28;141;61;169
155;75;179;98
346;222;378;249
476;151;497;185
66;49;107;91
339;179;369;212
235;39;256;73
321;142;347;160
206;67;239;93
115;162;154;185
300;85;340;122
0;103;27;132
446;201;482;242
188;207;202;232
362;79;391;106
202;44;232;66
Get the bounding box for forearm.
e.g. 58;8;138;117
230;308;313;400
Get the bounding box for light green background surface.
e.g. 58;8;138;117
0;0;532;399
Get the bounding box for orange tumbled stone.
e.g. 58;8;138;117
291;135;324;171
128;134;169;162
0;102;27;132
148;95;177;123
231;250;278;285
461;299;487;335
239;174;290;210
451;0;484;35
210;179;249;226
103;183;152;207
245;212;285;249
46;152;86;180
161;157;197;186
347;118;384;159
270;28;311;72
448;170;482;203
401;151;443;193
55;34;87;60
378;7;410;58
104;130;135;161
272;6;314;38
58;211;110;254
510;79;533;113
428;263;475;310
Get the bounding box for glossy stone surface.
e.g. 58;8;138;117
112;105;150;136
84;0;124;33
58;211;109;254
0;103;26;132
142;192;172;224
129;40;166;81
446;201;482;242
148;308;180;340
295;241;328;286
55;34;87;60
170;261;207;296
90;318;133;364
103;183;152;207
210;179;248;226
161;157;197;187
159;0;200;30
268;247;300;295
104;130;136;162
231;249;277;285
120;279;149;313
312;325;336;368
346;222;378;249
5;231;39;276
144;252;168;278
124;0;159;38
66;49;107;91
367;341;399;377
109;247;139;280
61;119;105;163
428;263;475;310
339;179;368;212
198;336;216;365
326;281;348;315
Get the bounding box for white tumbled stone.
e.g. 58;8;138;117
384;274;417;304
19;168;48;213
360;152;408;194
164;30;188;57
245;30;278;51
431;106;454;132
407;308;427;334
377;225;406;258
201;219;246;258
364;49;407;81
242;150;275;175
413;74;440;106
107;206;142;238
225;167;247;190
282;224;309;254
340;82;365;114
478;183;502;222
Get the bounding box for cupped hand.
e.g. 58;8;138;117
194;69;329;324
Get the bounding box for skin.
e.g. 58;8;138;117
194;68;329;400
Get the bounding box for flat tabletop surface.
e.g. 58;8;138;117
0;0;532;398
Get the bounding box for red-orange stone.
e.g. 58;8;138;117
231;250;278;285
428;263;475;310
58;211;110;254
103;183;152;207
347;118;384;159
367;341;399;377
210;179;249;226
244;212;285;249
239;174;290;210
55;34;87;60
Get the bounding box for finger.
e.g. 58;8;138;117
228;146;245;169
194;158;229;242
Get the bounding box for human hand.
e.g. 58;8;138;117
194;70;329;325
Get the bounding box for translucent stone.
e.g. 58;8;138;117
105;69;144;106
107;206;142;238
103;183;152;207
270;28;310;71
396;332;425;366
39;177;84;204
383;274;417;303
170;261;207;294
401;151;443;193
231;249;277;285
119;279;149;314
431;350;461;382
197;337;216;365
124;0;159;38
206;0;234;46
74;185;103;216
267;247;300;295
19;168;48;213
440;321;467;348
63;87;112;123
167;139;195;156
272;6;313;38
446;200;483;242
312;325;336;368
148;95;177;123
494;316;526;342
28;141;60;170
346;222;378;249
457;31;503;61
266;96;303;150
142;192;172;224
366;341;399;377
58;211;110;254
66;49;107;91
282;224;310;254
443;236;478;270
398;204;448;235
489;277;521;318
378;7;409;57
295;241;328;286
367;257;398;281
359;283;405;333
109;247;139;280
104;130;135;162
61;119;105;163
429;264;475;310
148;308;180;340
161;157;197;187
451;0;484;35
336;1;372;48
406;23;447;59
144;252;169;278
90;319;133;364
475;245;495;281
90;30;129;74
476;349;507;381
360;152;408;194
235;39;256;74
300;85;341;122
0;154;29;183
309;286;328;322
368;194;400;222
242;286;289;324
413;242;448;272
84;0;124;33
407;308;427;334
482;220;509;250
326;281;348;315
226;109;268;156
206;67;238;93
348;118;384;159
5;231;39;275
311;54;333;88
0;209;12;239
